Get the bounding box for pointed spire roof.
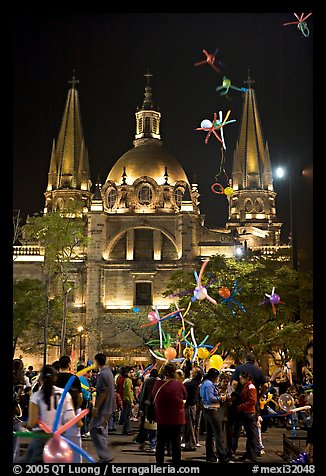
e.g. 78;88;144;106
232;71;273;191
46;73;91;192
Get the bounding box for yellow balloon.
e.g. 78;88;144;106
183;347;193;358
224;186;234;196
209;354;223;370
197;347;210;359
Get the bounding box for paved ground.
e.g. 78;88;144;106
57;424;307;464
17;420;309;465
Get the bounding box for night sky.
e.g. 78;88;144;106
13;13;313;270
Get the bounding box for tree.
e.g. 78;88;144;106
21;201;90;355
13;279;62;356
162;254;313;368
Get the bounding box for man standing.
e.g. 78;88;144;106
90;353;116;463
230;352;268;458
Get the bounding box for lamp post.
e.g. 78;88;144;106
77;326;84;362
275;164;298;271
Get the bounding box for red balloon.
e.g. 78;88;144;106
219;286;230;299
43;436;73;463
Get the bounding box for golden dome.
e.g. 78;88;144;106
107;141;190;186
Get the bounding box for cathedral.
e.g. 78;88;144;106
13;73;285;366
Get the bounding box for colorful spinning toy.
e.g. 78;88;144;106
261;287;284;315
194;48;223;74
218;280;246;318
216;76;248;96
195;110;236;149
283;13;312;37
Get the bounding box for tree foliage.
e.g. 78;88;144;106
13;279;62;355
162;254;313;365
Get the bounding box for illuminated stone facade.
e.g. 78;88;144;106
13;74;283;363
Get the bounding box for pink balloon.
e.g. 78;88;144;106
43;436;73;463
148;311;159;323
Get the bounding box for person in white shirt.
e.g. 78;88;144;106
20;365;75;463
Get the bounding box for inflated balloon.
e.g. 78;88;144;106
164;347;177;360
278;393;294;412
261;287;285;315
148;311;159;323
194;48;222;74
197;347;210;359
43;436;73;464
216;76;248;96
219;286;231;299
209;354;224;370
195;110;236;150
223;186;234;196
218;280;246;318
283;13;312;37
183;347;194;358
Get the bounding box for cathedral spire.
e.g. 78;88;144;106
232;72;273;191
44;75;92;212
227;73;281;248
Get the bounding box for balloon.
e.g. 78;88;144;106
270;294;281;305
43;436;73;463
201;119;212;129
164;347;177;360
278;393;294;411
183;347;193;358
224;186;233;196
197;347;210;359
194;286;208;300
148;311;159;323
219;286;230;299
209;354;224;370
55;409;89;436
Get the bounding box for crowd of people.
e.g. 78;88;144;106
13;342;313;464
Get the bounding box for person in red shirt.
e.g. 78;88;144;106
152;363;187;464
237;371;258;463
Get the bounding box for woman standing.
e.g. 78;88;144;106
20;365;75;463
152;363;187;464
199;367;231;463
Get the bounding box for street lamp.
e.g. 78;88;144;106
77;326;84;362
275;165;298;271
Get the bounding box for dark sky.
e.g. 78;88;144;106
13;13;313;270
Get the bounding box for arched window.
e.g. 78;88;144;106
244;198;253;213
107;189;117;208
255;198;264;213
137;185;153;205
174;188;184;207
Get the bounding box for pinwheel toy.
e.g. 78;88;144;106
261;287;285;315
194;48;223;74
170;259;217;304
141;306;185;348
283;13;312;37
216;76;248;96
218;280;246;318
195;110;236;149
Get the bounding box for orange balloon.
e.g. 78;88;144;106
164;347;177;360
219;286;230;299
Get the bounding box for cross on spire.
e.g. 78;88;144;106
144;69;153;86
244;70;255;88
69;70;79;89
